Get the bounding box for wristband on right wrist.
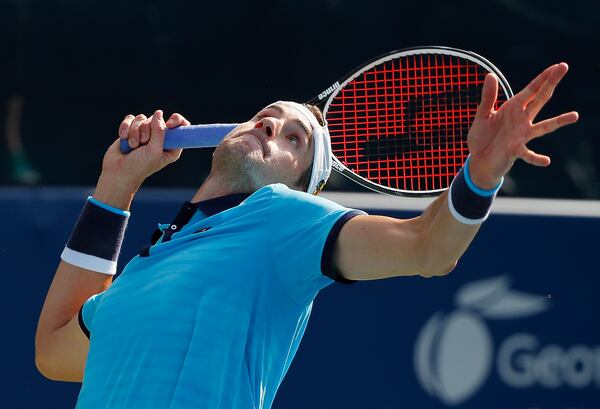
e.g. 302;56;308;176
60;196;130;275
448;157;503;225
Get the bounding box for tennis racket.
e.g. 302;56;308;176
120;46;513;196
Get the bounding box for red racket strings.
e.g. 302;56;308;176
326;54;508;192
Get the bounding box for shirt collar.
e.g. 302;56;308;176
142;193;251;254
192;193;251;217
168;193;250;234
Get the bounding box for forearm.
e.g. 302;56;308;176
337;162;496;280
36;178;134;343
417;191;481;276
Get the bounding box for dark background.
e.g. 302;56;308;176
1;0;599;197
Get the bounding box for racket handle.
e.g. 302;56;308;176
119;123;239;154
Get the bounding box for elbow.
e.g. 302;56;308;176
35;349;55;380
35;351;68;382
416;224;460;278
438;259;459;276
409;218;459;278
419;259;458;278
35;338;61;381
35;332;50;378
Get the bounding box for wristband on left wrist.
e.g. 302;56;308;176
463;156;503;196
447;157;503;225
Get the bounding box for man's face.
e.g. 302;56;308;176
211;103;314;192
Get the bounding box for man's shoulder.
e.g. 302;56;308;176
258;183;331;205
254;183;361;217
243;183;309;204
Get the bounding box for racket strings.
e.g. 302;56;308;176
326;53;507;192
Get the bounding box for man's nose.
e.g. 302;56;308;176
254;120;274;138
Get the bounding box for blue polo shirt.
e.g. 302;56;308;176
76;183;364;409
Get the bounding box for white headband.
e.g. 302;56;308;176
272;101;332;195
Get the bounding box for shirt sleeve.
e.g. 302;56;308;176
267;184;366;306
78;291;106;339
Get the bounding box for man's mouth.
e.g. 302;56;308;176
237;132;269;157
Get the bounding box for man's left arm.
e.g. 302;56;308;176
334;63;579;281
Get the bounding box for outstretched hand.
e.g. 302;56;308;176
467;63;579;189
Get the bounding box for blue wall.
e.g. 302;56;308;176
2;188;598;408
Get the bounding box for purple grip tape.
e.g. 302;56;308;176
119;123;238;154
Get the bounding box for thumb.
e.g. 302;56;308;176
474;73;498;121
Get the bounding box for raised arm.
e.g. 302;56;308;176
35;111;188;381
334;63;579;280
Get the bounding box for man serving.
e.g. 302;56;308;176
36;64;578;409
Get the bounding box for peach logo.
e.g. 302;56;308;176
414;276;549;405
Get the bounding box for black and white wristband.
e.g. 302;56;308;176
60;196;130;275
448;156;502;225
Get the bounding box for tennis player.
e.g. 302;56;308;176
36;63;577;409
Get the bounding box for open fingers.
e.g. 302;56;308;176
516;145;551;167
166;113;191;128
515;63;567;109
525;63;569;119
474;73;498;121
530;111;579;140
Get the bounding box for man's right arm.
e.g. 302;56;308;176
35;111;188;381
35;176;138;381
35;261;111;381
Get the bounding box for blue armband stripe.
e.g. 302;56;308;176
463;156;503;197
87;196;131;217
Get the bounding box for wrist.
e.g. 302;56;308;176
94;173;140;211
447;158;501;225
467;156;503;191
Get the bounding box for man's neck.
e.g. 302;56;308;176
191;174;252;203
